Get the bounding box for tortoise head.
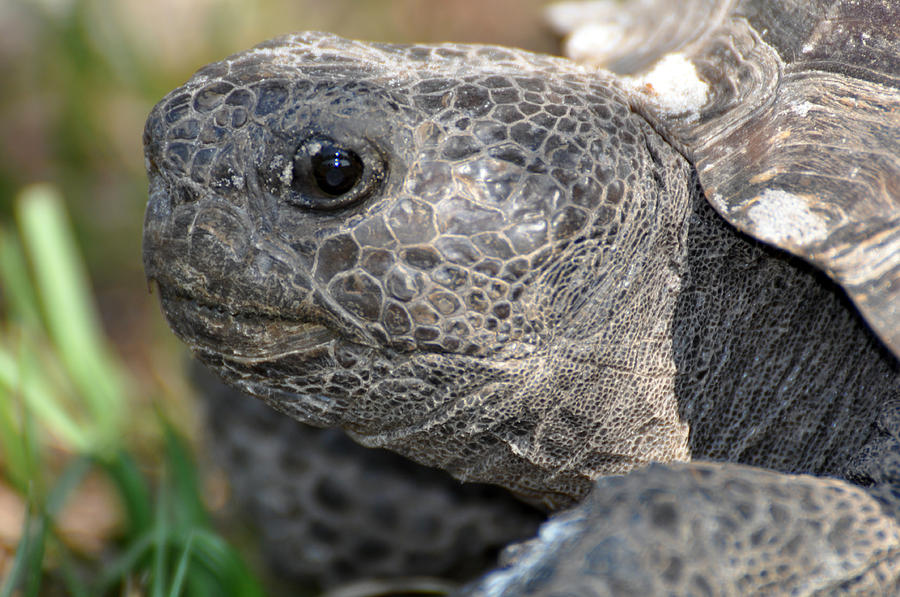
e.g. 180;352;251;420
142;32;693;506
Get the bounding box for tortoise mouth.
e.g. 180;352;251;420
155;284;337;363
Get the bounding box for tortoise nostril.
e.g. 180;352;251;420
173;185;198;205
144;152;160;178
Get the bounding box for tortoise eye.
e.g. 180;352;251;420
308;142;363;196
288;135;384;210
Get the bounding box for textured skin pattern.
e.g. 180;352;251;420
140;8;900;593
197;365;542;587
669;185;894;477
143;31;897;508
144;33;704;507
463;462;900;596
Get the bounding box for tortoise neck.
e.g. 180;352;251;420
673;184;898;476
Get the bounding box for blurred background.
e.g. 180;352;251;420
0;0;559;594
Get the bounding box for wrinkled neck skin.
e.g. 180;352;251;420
362;172;899;510
672;185;898;483
352;136;698;508
141;33;897;510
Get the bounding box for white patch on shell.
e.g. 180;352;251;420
544;0;626;36
546;1;648;65
562;22;626;63
624;54;708;121
745;189;828;248
791;101;817;117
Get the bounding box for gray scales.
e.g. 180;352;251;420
141;0;900;594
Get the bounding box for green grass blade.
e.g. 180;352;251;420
15;184;127;451
0;225;41;327
0;501;32;597
0;344;91;452
163;423;208;529
44;455;92;518
102;449;154;538
151;475;170;597
0;375;30;490
16;459;92;597
4;458;92;597
188;529;266;597
23;511;48;597
168;531;195;597
58;550;90;597
93;531;155;593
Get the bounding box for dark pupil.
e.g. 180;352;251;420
310;144;363;196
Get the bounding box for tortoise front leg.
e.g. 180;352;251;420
463;461;900;596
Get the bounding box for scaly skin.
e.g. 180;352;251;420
143;32;897;511
142;29;900;594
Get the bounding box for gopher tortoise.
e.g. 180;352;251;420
142;0;900;593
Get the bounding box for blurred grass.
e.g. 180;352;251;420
0;0;557;593
0;186;265;596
